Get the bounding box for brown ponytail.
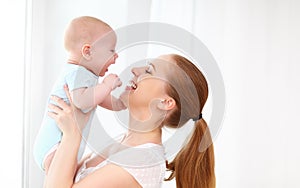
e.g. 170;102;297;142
165;119;215;188
162;54;215;188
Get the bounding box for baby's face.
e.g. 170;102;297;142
90;31;118;76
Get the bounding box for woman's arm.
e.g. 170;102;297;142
44;127;81;188
44;85;92;188
44;85;140;188
73;164;141;188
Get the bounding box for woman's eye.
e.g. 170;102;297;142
145;68;151;74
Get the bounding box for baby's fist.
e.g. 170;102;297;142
103;74;122;90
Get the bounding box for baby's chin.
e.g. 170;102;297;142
98;69;108;77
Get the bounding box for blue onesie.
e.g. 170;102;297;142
33;63;98;170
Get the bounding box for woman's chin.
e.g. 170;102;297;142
119;90;130;107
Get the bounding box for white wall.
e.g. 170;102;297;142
24;0;300;188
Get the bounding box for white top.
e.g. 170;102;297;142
75;143;166;188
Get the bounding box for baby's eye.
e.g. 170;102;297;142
110;50;115;53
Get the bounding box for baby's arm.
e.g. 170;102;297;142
71;74;122;111
99;94;126;111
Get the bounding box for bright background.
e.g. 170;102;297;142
1;0;300;187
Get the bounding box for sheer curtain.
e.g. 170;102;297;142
25;0;300;187
0;1;26;188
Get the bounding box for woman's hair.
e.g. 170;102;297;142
164;54;215;188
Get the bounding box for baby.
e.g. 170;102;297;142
33;16;125;172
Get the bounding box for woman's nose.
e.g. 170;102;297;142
131;66;147;76
131;67;138;77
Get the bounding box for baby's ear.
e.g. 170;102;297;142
157;97;176;111
81;44;91;60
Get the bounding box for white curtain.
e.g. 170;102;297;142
0;1;26;188
25;0;300;187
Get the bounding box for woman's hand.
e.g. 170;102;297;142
48;85;92;135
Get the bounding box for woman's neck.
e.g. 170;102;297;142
122;112;165;147
122;122;162;147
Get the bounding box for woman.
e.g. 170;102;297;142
44;54;215;188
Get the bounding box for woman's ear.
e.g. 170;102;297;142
157;97;176;111
81;44;92;60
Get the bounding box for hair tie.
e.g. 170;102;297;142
192;113;202;121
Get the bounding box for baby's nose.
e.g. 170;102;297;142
114;53;119;59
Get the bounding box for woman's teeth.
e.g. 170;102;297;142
128;81;137;90
132;83;137;89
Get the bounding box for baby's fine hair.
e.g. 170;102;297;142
64;16;112;52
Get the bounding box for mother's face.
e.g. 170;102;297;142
120;55;176;120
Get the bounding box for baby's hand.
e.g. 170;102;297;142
103;74;122;90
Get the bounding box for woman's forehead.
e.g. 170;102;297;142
131;55;177;74
156;54;174;63
150;56;177;71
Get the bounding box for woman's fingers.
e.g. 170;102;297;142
64;85;73;104
63;84;78;110
47;111;57;121
50;95;70;112
48;103;62;114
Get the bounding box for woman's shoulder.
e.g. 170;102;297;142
106;144;166;188
107;142;165;168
